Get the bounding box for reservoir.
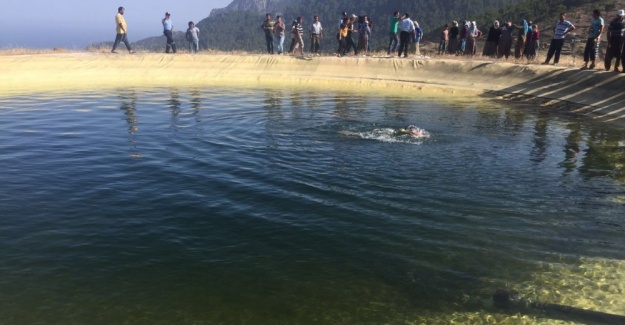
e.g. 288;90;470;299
1;88;624;324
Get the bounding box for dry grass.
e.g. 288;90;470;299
0;47;76;56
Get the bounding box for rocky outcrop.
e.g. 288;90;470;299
210;0;299;16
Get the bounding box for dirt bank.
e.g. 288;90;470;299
1;53;624;123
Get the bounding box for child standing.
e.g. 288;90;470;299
186;21;200;53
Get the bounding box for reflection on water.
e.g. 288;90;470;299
531;114;549;164
119;89;139;158
0;88;624;324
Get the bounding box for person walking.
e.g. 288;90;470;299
336;20;348;57
387;12;400;56
274;15;286;55
582;9;604;69
448;21;459;54
483;21;501;57
605;10;625;71
397;13;415;58
310;15;323;55
543;13;575;65
438;25;449;55
186;21;200;53
162;12;176;53
111;7;134;53
261;14;275;54
343;15;358;56
289;17;305;56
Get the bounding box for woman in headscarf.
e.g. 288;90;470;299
466;21;483;56
448;21;459;54
525;24;540;60
483;20;501;57
498;21;514;59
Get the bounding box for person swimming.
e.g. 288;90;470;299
394;125;425;137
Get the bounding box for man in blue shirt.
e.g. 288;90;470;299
397;13;415;58
162;12;177;53
583;9;605;69
542;13;575;65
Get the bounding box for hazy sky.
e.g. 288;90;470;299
1;0;233;49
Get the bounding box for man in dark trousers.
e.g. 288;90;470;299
582;10;604;69
162;12;176;53
397;13;415;58
111;7;135;54
542;13;575;65
261;14;275;54
605;10;625;71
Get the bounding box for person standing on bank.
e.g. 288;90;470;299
387;12;400;56
397;13;415;58
310;15;323;55
514;19;529;59
413;21;423;56
162;12;176;53
439;24;449;55
483;21;501;57
261;14;275;54
186;21;200;53
274;15;286;55
582;9;604;69
498;21;514;59
542;13;575;65
448;21;459;54
605;10;625;71
525;24;540;60
111;6;134;54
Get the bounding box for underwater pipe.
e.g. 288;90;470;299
493;289;625;325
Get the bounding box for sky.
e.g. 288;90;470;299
1;0;233;49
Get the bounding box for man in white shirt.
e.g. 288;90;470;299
397;13;415;58
310;16;323;55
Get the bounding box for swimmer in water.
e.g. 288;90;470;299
394;125;425;137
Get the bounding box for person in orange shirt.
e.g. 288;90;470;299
111;7;135;54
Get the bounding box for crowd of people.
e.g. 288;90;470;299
111;6;625;72
257;11;424;57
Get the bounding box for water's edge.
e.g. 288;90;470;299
2;54;625;125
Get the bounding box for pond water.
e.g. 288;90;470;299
1;88;624;324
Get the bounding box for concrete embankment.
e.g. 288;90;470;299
1;53;624;123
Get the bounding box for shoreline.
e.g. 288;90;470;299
1;53;624;124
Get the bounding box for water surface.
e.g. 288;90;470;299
1;88;624;324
